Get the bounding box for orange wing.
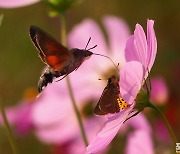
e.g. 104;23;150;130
30;25;73;71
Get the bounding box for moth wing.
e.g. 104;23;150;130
29;25;73;71
94;85;120;115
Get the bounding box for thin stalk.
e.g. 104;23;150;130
0;101;18;154
60;13;88;146
147;101;178;145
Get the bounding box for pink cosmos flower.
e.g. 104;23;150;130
0;88;37;135
150;76;168;105
86;61;144;153
30;81;105;152
0;0;40;8
154;119;170;143
0;101;33;135
67;17;157;153
125;113;154;154
125;130;153;154
125;19;157;76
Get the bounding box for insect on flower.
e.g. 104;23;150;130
94;75;131;115
29;25;112;92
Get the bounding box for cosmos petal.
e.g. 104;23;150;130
0;103;33;134
0;107;18;125
31;82;75;126
128;113;152;133
147;19;157;71
31;80;103;144
133;23;148;67
103;16;130;66
0;0;39;8
125;19;157;77
86;108;132;154
150;77;168;104
120;61;144;103
68;19;108;55
125;130;154;154
125;35;140;62
35;118;79;144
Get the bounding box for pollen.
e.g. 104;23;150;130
117;97;130;111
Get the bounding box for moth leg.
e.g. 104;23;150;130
55;74;69;82
75;66;80;71
123;110;141;123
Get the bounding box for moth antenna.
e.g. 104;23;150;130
87;45;97;51
85;37;91;50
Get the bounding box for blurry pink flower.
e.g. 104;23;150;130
150;77;168;105
127;113;152;132
30;81;104;153
125;130;154;154
125;113;154;154
154;119;170;143
0;102;33;135
31;82;79;144
0;0;40;8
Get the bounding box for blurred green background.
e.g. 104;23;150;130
0;0;180;153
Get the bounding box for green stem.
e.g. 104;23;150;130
147;101;178;145
0;101;18;154
60;13;88;147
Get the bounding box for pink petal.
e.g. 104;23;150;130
13;103;33;134
69;117;105;154
0;0;39;8
125;35;141;62
86;107;133;154
31;81;102;144
31;82;74;127
125;24;147;67
134;23;148;67
125;19;157;77
128;113;152;133
35;117;79;144
0;103;33;134
0;107;18;125
31;85;79;143
125;130;154;154
154;119;170;142
147;19;157;71
120;61;144;103
103;16;130;66
150;77;168;105
68;19;108;55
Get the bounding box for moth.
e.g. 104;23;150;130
94;75;131;115
29;25;108;92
